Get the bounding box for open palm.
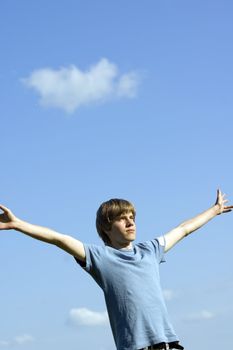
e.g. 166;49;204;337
215;189;233;214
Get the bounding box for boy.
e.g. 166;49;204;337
0;189;232;350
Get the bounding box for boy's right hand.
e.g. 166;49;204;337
0;205;18;230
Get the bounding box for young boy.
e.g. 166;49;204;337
0;189;232;350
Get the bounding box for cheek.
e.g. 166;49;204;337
112;222;125;234
115;224;124;232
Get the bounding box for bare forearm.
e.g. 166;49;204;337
12;219;65;245
11;218;85;260
164;205;219;252
180;204;219;235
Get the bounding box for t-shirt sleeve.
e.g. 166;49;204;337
74;243;104;272
74;244;107;289
152;237;166;263
139;237;166;263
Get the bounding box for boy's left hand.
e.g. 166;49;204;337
215;189;233;215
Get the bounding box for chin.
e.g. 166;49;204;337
129;236;136;242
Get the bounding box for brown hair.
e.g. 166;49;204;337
96;198;136;244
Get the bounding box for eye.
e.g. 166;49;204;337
116;215;125;221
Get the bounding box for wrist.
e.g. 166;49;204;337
11;218;24;230
212;204;221;216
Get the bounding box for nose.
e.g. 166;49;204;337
126;218;134;226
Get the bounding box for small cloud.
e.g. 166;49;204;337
14;334;34;345
117;72;139;98
0;341;10;348
163;289;176;301
185;309;215;322
22;58;140;113
68;307;109;326
0;334;34;348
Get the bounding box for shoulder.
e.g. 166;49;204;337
136;237;166;263
74;243;109;270
136;236;165;249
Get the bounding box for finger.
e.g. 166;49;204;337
223;209;232;213
217;188;224;201
224;205;233;209
0;223;9;229
215;189;221;205
0;204;9;212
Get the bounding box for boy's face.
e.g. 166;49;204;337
106;211;136;249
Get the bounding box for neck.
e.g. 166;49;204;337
108;241;133;250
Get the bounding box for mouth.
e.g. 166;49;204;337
126;229;135;233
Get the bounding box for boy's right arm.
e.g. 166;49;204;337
0;204;86;262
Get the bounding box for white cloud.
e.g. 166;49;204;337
0;334;34;348
22;58;140;113
0;341;10;348
14;334;34;345
68;307;109;326
185;309;215;321
116;72;139;98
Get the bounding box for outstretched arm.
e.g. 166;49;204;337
164;189;233;252
0;204;86;262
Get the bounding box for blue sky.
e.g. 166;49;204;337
1;1;233;349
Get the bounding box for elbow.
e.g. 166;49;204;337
182;222;198;237
178;223;190;237
53;233;67;248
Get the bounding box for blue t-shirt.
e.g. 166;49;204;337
74;238;178;350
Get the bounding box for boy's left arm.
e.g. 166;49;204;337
163;189;233;253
